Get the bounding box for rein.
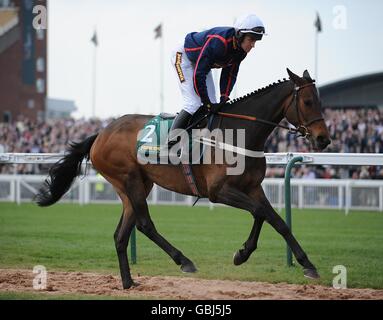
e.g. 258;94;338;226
214;112;298;134
216;82;324;138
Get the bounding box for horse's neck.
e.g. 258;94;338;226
220;81;293;150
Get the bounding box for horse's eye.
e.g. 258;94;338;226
304;100;313;107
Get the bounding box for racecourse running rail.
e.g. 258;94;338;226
1;152;383;213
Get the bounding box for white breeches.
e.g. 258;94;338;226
170;44;217;115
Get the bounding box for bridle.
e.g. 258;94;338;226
215;81;324;139
284;82;324;138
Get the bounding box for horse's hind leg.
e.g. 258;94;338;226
114;192;136;289
126;175;197;273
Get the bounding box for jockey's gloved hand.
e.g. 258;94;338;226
204;101;225;114
220;96;230;103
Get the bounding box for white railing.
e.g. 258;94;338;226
0;174;382;213
2;152;383;165
1;152;383;213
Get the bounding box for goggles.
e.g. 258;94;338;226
239;27;267;40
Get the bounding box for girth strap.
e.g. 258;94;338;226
180;163;202;201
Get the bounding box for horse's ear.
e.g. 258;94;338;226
303;70;313;81
286;68;300;83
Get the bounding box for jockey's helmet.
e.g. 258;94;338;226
234;14;266;42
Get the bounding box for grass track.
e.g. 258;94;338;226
0;203;382;290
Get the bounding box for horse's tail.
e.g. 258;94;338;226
35;134;98;207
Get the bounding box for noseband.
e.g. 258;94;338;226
285;82;324;138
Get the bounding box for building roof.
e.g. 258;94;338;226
47;98;77;113
318;72;383;108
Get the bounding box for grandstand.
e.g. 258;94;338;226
319;72;383;109
0;0;47;123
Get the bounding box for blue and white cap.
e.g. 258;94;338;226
234;14;267;39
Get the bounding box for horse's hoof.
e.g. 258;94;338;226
233;250;248;266
181;262;197;273
122;280;139;289
304;268;320;279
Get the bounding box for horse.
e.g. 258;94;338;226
35;68;331;289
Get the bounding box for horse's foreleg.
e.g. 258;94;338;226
233;217;265;266
233;187;266;265
260;196;319;278
114;198;136;289
212;185;318;278
127;177;197;273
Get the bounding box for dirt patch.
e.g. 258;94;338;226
0;269;382;300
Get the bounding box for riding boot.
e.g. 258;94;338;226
167;110;192;148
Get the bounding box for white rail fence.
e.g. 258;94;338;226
1;152;383;213
1;152;383;166
0;175;382;213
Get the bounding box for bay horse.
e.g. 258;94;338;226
36;69;331;289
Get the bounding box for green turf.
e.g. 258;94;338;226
0;203;382;290
0;291;155;300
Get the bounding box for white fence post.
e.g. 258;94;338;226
278;182;283;213
345;181;351;215
16;176;21;205
84;178;90;205
298;184;303;209
78;180;83;206
338;185;343;210
153;184;158;205
188;196;193;206
9;179;15;202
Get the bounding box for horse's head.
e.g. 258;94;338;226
284;68;331;151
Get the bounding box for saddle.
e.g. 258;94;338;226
159;105;209;127
136;107;212;164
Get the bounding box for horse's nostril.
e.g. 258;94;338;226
317;135;330;146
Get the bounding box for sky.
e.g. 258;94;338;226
47;0;383;119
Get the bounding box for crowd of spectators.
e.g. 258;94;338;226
0;115;114;174
265;108;383;154
264;108;383;179
1;108;383;179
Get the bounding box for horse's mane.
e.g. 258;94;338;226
228;78;291;105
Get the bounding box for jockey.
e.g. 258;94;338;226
168;13;266;145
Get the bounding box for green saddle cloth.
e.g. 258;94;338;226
137;113;204;162
136;114;174;156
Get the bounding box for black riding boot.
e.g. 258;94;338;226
167;110;192;148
